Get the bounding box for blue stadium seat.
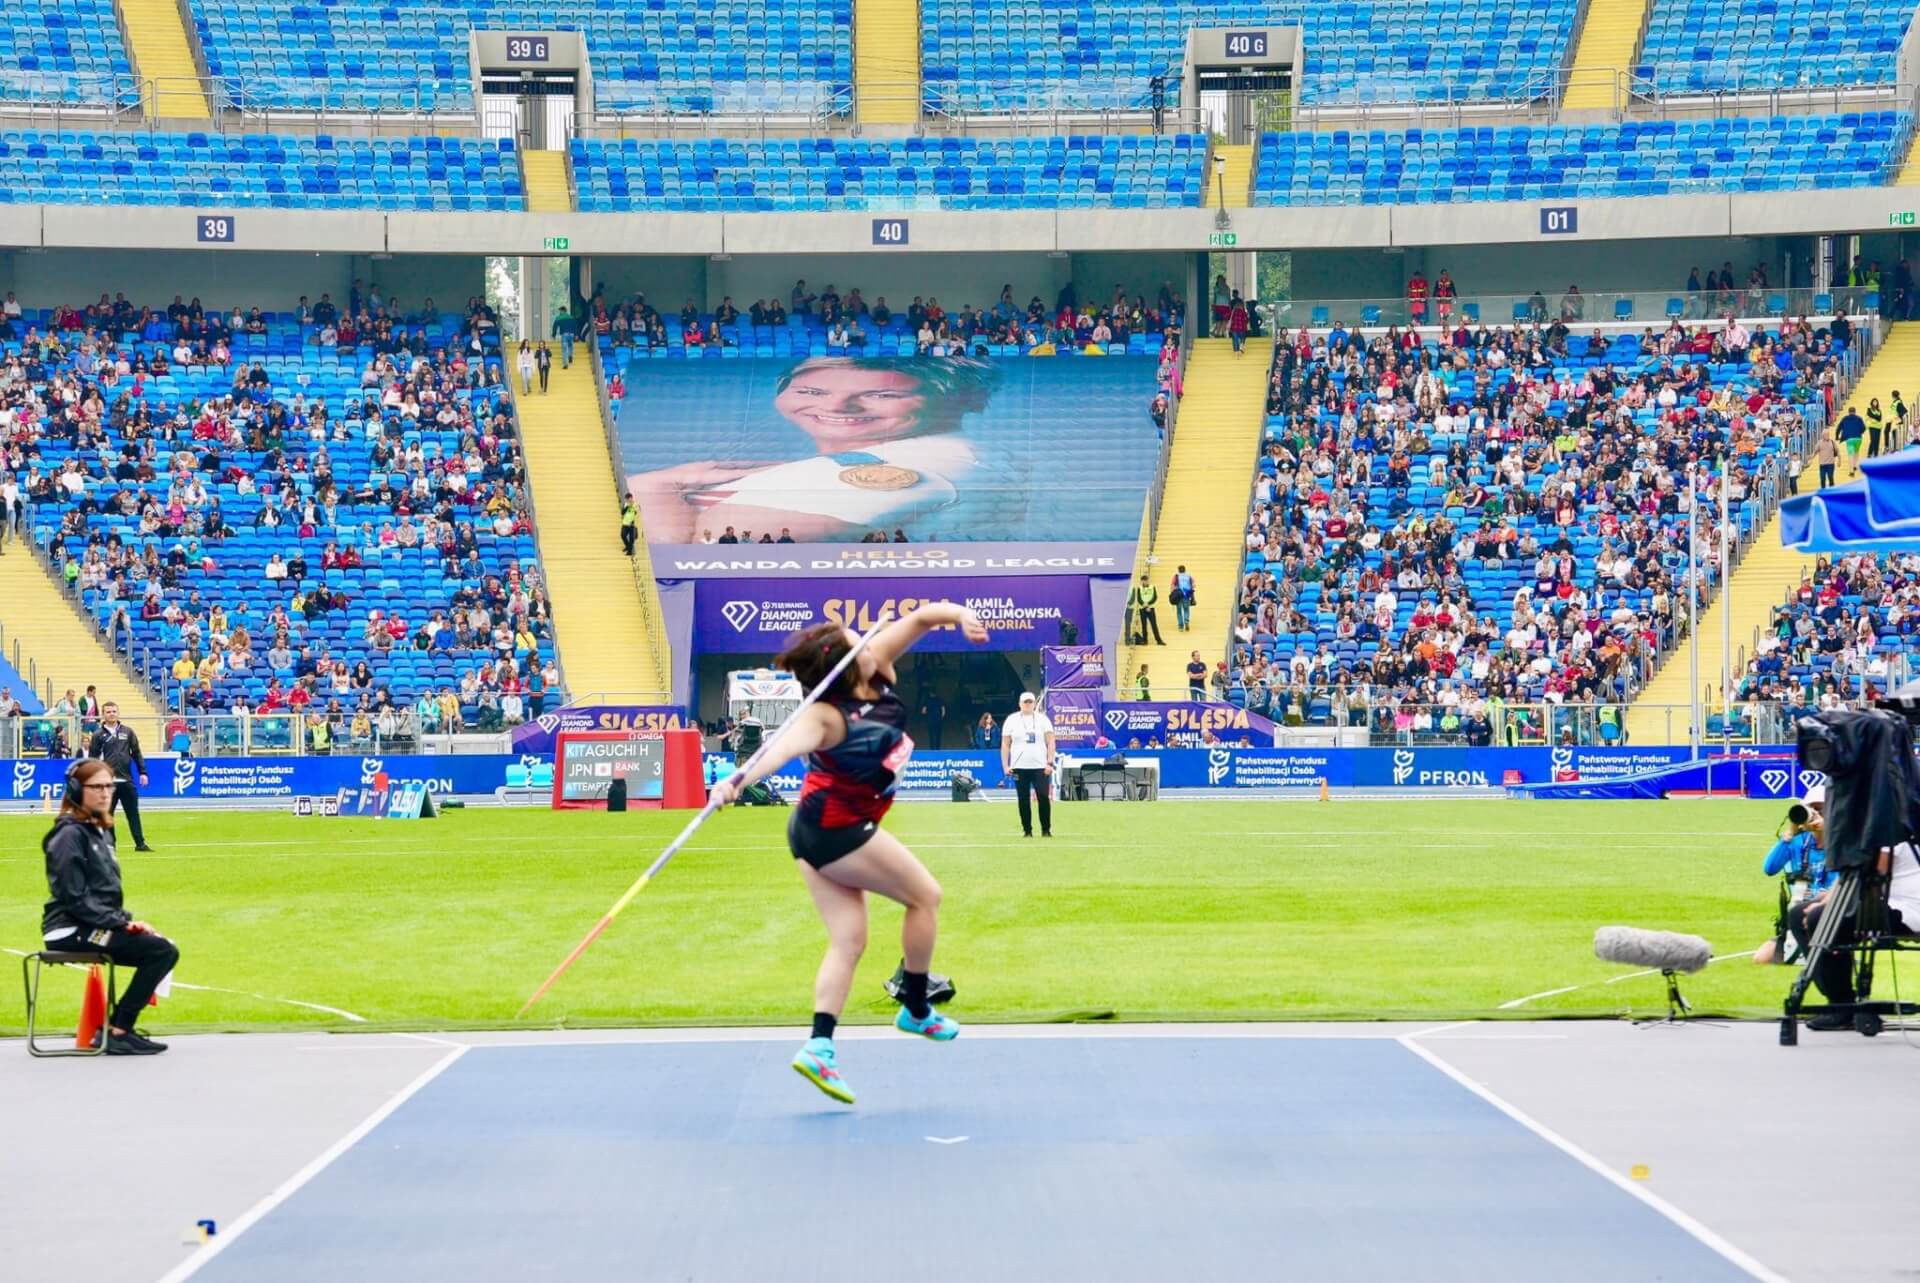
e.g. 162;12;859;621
1252;113;1905;206
1640;0;1908;92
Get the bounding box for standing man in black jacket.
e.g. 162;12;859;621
86;701;153;852
42;759;177;1054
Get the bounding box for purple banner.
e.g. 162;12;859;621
510;705;694;756
1043;645;1107;689
653;540;1135;579
693;577;1093;653
1098;701;1280;747
1043;689;1102;747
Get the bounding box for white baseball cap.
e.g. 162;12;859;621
1802;784;1825;807
1019;692;1037;705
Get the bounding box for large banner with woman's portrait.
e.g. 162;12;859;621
618;355;1162;545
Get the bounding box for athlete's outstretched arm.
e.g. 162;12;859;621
711;704;837;804
868;602;988;670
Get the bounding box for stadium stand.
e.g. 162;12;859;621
0;297;562;737
1628;322;1920;740
1743;552;1919;717
0;131;524;211
193;0;852;114
569;135;1206;213
586;283;1187;363
1253;114;1906;206
920;0;1577;109
0;0;133;104
1225;311;1855;743
1637;0;1913;93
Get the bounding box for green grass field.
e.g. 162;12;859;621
0;799;1808;1035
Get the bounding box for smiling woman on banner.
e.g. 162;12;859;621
630;356;1004;544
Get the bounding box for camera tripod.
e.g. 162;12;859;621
1780;868;1920;1045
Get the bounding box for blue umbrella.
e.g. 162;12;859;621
1859;446;1920;526
1780;478;1920;553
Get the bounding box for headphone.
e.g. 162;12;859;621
64;759;105;810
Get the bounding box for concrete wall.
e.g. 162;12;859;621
589;256;711;309
367;256;488;312
0;249;355;311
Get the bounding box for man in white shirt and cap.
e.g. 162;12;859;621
1001;691;1056;838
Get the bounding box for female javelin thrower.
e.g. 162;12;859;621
710;603;988;1103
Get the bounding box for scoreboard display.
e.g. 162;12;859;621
557;734;666;803
552;729;707;810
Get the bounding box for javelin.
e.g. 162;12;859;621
516;618;888;1018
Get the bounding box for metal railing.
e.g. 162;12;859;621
589;341;675;703
1268;287;1872;332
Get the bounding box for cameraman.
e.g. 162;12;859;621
1789;836;1920;1030
1754;787;1832;964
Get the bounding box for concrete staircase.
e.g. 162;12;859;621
854;0;921;125
117;0;211;119
522;151;573;212
514;348;672;703
1626;323;1920;743
0;553;164;718
1560;0;1650;111
1205;143;1254;209
1895;129;1920;185
1113;339;1269;698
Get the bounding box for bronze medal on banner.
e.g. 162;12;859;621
838;464;921;490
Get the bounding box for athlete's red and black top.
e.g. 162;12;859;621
796;679;915;829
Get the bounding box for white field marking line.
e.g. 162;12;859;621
1497;951;1759;1011
0;835;1783;865
1398;1036;1790;1283
390;1031;466;1049
455;1023;1472;1050
1;947;367;1022
154;1044;468;1283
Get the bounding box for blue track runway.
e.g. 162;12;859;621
182;1034;1759;1283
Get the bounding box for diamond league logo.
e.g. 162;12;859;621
1104;708;1128;731
172;757;197;795
12;761;35;798
1206;747;1232;786
359;757;385;784
721;600;760;633
1391;749;1416;785
1760;768;1791;795
1798;769;1828;791
534;712;560;736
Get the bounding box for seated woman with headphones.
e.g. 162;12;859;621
41;759;179;1055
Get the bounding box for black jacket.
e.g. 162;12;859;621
86;723;145;783
42;817;131;936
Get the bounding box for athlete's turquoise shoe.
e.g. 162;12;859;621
792;1037;855;1104
894;1006;961;1040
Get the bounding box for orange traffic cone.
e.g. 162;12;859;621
76;964;108;1050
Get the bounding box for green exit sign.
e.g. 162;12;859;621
542;235;571;251
1890;211;1917;227
1208;231;1239;248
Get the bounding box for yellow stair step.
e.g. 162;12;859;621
118;0;211;119
0;555;165;721
513;349;672;701
1113;339;1270;698
1560;0;1650;111
855;0;920;125
522;150;573;213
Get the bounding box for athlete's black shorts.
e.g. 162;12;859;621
788;811;878;869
